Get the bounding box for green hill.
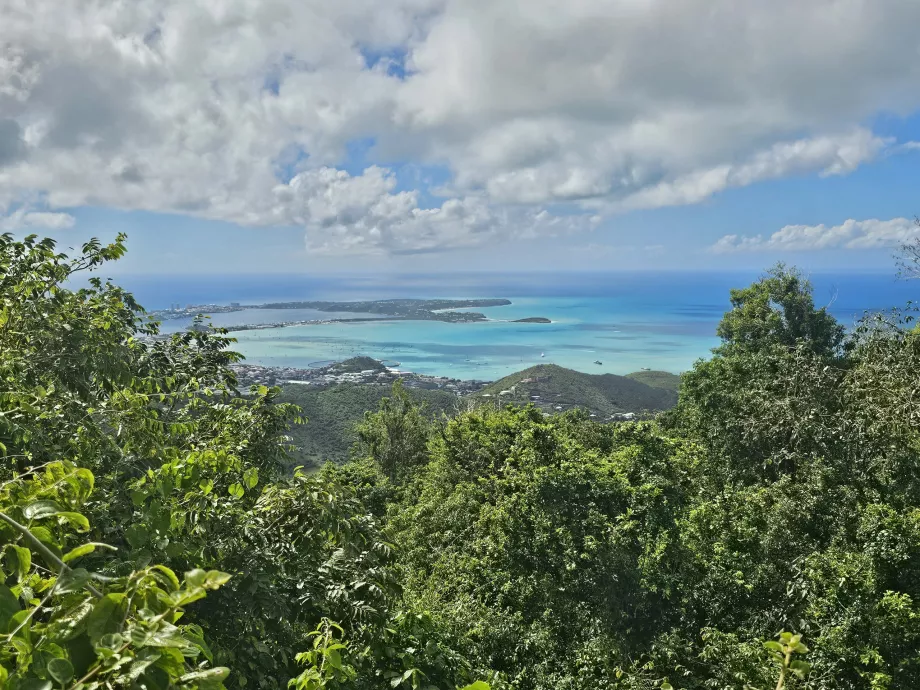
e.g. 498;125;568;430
279;383;460;465
475;364;678;417
328;356;387;373
625;369;681;393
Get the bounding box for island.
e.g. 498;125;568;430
148;298;551;327
257;298;512;322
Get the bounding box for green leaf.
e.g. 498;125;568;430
458;682;490;690
150;565;180;591
203;570;231;590
127;649;162;681
228;482;244;499
391;668;415;687
0;584;20;631
10;544;31;580
63;542;114;563
56;568;92;594
29;525;62;557
179;667;230;683
243;467;259;489
97;632;125;651
10;609;32;642
86;593;126;643
19;680;52;690
185;569;206;588
182;625;214;662
790;660;812;678
131;622;191;648
23;500;64;520
47;657;75;684
125;524;149;549
51;598;93;640
57;512;90;533
170;587;206;607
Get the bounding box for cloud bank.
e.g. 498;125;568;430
2;0;920;253
712;218;918;253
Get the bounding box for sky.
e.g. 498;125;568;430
2;0;920;275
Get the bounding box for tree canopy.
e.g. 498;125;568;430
2;233;920;689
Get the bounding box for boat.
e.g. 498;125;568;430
540;352;545;358
594;360;602;365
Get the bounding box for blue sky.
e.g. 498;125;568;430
3;1;920;276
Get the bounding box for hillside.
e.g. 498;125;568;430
279;383;460;465
625;369;681;393
328;355;387;373
475;363;678;417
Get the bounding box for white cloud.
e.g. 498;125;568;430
276;166;599;255
0;207;76;230
610;130;890;211
2;0;920;253
711;218;918;253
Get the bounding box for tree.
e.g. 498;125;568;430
715;264;844;357
0;233;485;689
354;380;432;481
895;218;920;280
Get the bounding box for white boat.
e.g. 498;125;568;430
540;352;545;358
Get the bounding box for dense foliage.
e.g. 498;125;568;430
279;383;459;466
0;234;487;690
3;234;920;689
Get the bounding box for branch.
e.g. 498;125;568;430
0;510;103;598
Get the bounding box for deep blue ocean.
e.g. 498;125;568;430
112;271;919;379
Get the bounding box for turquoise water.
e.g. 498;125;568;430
225;297;718;379
134;271;918;380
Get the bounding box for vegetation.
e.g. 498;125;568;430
0;233;489;690
896;220;920;280
624;370;681;393
328;357;388;374
476;364;677;416
278;383;459;465
4;232;920;689
255;299;516;323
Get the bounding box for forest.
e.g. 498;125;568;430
1;231;920;689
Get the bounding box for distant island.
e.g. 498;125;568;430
256;298;513;322
147;297;553;327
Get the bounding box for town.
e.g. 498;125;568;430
232;357;491;395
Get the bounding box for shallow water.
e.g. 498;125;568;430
131;271;917;380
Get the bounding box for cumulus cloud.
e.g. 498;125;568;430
0;207;76;230
274;166;599;255
1;0;920;253
711;218;918;253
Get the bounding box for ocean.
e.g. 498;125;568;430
117;271;918;380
